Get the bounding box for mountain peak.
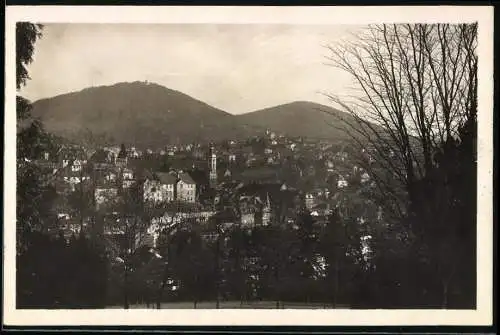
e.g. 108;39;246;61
30;82;233;148
236;100;352;141
28;83;365;147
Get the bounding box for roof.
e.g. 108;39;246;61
212;208;238;223
89;149;111;164
189;169;209;185
162;201;204;213
238;182;300;208
178;172;196;185
117;145;127;158
156;172;177;185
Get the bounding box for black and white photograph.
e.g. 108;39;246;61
3;5;493;326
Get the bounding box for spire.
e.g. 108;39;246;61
265;192;271;208
118;143;127;158
209;144;217;188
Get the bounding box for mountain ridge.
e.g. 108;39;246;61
30;81;357;148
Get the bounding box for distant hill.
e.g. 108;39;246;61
31;81;243;148
30;82;368;148
236;101;354;141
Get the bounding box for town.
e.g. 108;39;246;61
15;19;478;312
28;127;380;307
35;128;376;248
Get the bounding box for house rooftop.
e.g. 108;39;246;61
156;172;178;185
178;172;196;185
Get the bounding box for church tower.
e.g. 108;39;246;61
209;145;217;188
262;193;272;226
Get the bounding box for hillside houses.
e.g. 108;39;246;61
32;129;381;246
231;182;302;228
142;171;176;203
141;170;197;204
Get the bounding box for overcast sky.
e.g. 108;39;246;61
21;23;363;114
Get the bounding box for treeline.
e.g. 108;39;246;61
17;232;108;308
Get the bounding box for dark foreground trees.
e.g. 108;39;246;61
16;22;109;309
326;23;478;308
17;232;108;308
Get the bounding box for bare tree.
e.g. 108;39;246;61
103;180;162;309
325;23;478;307
325;23;477;211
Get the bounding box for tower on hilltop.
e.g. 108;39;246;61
209;145;217;188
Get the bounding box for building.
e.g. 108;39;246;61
305;193;316;210
71;159;85;173
337;175;349;189
142;170;197;204
238;194;271;228
121;168;135;188
262;193;272;226
127;146;140;158
142;171;177;203
209;146;217;188
361;172;371;184
94;186;118;210
116;144;128;167
176;172;197;203
89;148;116;168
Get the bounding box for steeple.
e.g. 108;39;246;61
265;192;271;209
116;143;128;167
209;144;217;188
262;192;271;226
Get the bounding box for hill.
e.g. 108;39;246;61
30;81;242;148
236;101;355;141
30;83;369;148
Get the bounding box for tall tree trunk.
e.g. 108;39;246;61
275;263;280;309
333;255;339;308
156;235;171;309
123;265;130;309
442;281;449;309
79;170;85;234
193;274;199;309
156;279;165;309
215;235;220;309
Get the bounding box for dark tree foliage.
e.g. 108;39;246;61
405;115;477;308
325;23;478;309
16;22;43;90
17;232;108;308
16;22;49;252
16;22;109;309
171;230;216;305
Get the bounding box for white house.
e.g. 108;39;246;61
176;172;197;203
122;168;135;188
143;172;176;203
337;175;348;189
361;172;371;184
143;171;197;204
305;193;315;210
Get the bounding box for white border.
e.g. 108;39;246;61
3;6;494;326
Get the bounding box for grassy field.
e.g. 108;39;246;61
107;301;350;309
